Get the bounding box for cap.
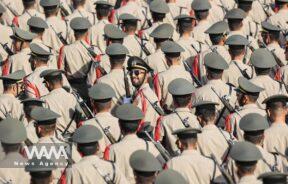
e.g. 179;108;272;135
150;23;174;39
0;118;27;144
192;0;212;11
0;70;26;84
261;21;281;32
40;0;60;7
72;125;103;143
168;78;195;95
29;43;52;60
239;113;269;132
104;24;126;39
88;83;116;100
225;35;249;46
262;94;288;105
193;101;219;108
105;43;129;56
258;172;288;184
229;141;262;162
225;8;246;19
130;150;162;173
205;21;229;35
119;13;140;21
27;16;49;29
115;104;144;121
11;27;36;42
0;3;6;14
161;40;184;54
172;128;201;139
236;77;264;94
174;14;195;21
25;157;57;178
204;52;229;70
40;69;64;80
31;107;61;125
21;98;45;106
94;0;112;8
70;17;92;30
155;169;188;184
149;0;170;14
127;56;152;71
250;48;277;68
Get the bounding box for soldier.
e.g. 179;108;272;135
127;56;161;129
145;23;174;73
166;0;188;19
228;141;262;183
0;3;13;61
97;43;130;112
27;16;49;45
166;128;221;183
105;104;162;183
1;0;24;25
25;157;57;184
268;0;288;30
8;28;35;75
66;125;128;184
204;21;231;63
191;0;212;45
160;78;200;155
193;101;234;164
155;169;188;184
225;77;266;140
0;118;30;184
119;13;155;58
129;150;162;184
222;35;254;87
89;0;113;54
262;95;288;169
40;69;78;134
258;172;288;184
83;83;121;154
13;0;45;31
239;113;283;175
250;48;287;108
158;41;191;111
0;70;25;120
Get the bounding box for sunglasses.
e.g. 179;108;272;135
129;70;145;76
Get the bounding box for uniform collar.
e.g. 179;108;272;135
207;79;223;85
175;107;190;112
242;103;259;110
49;87;65;95
96;111;113;117
239;175;259;183
202;124;217;130
80;155;99;162
181;149;199;156
122;134;138;141
34;65;48;73
169;65;182;70
21;47;31;54
270;122;287;127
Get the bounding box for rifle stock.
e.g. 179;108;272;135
183;61;203;87
123;68;132;104
211;154;235;184
1;43;14;56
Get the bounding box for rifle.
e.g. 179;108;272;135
50;25;68;46
135;35;151;56
174;111;190;128
71;89;117;144
217;128;234;164
211;87;235;113
259;40;284;67
210;154;235;184
114;0;123;9
123;67;132;104
61;110;77;137
183;61;203;87
141;7;152;28
257;0;272;17
142;93;165;116
59;3;70;17
205;41;219;54
144;131;172;162
1;43;14;56
233;61;252;79
93;164;114;184
274;147;288;161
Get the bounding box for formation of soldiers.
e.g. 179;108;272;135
0;0;287;183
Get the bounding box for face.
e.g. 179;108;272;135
236;91;245;106
129;69;146;88
261;32;270;45
13;40;22;52
13;81;24;97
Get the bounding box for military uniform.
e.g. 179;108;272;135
90;18;111;54
65;7;97;26
1;0;24;25
268;0;288;30
16;9;45;31
0;20;13;60
155;169;188;184
208;0;225;24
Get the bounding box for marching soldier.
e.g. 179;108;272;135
160;78;200;155
0;118;30;184
155;169;188;184
0;70;25;120
66;125;128;184
166;128;221;183
239;113;283;175
129;150;162;184
105;104;163;183
27;16;49;45
225;77;266;140
1;0;24;26
258;172;288;184
268;0;288;30
222;35;254;87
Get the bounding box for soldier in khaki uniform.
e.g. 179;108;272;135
0;70;25;120
208;0;225;24
1;0;24;25
222;35;254;87
155;169;188;184
228;141;263;184
0;118;30;184
226;77;266;140
66;125;128;184
145;23;174;73
167;0;189;19
268;0;288;30
262;95;288;170
194;101;234;164
105;104;163;184
160;78;200;155
158;41;191;111
8;28;35;75
166;128;221;183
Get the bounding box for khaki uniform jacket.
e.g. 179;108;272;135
1;0;24;25
213;0;236;11
145;49;168;73
42;88;78;133
0;24;13;58
267;42;287;66
89;19;110;54
222;60;254;87
167;150;221;184
243;15;260;39
8;47;32;75
107;134;163;184
167;2;189;20
280;65;288;86
25;120;39;144
0;152;30;184
0;93;24;120
160;107;200;154
17;9;45;31
192;20;211;45
66;155;129;184
238;175;262;184
208;1;225;24
268;9;288;30
201;45;231;64
197;124;234;164
65;8;97;26
227;104;266;141
158;65;192;111
250;1;271;24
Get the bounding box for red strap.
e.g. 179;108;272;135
108;9;115;23
57;45;65;69
274;68;281;81
77;121;84;128
2;58;10;76
59;169;67;184
163;163;168;170
12;16;19;27
103;144;111;161
192;55;200;78
95;55;102;79
137;30;144;38
154;116;162;141
24;77;41;98
121;0;127;6
224;113;232;133
153;73;161;101
136;90;148;132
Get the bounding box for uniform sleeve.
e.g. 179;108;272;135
113;164;129;184
66;167;82;184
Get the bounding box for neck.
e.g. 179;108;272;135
111;65;123;70
232;55;244;61
76;35;87;41
97;109;110;113
35;63;47;68
181;32;191;38
3;90;15;96
272;116;286;124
